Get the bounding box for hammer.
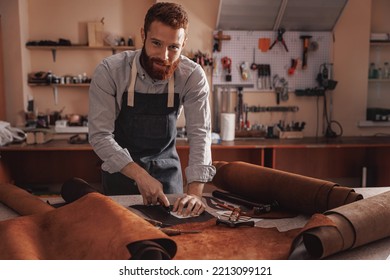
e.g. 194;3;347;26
300;35;312;70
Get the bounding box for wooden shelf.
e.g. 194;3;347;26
368;78;390;82
370;41;390;47
28;83;90;87
26;45;135;51
26;45;136;61
358;120;390;127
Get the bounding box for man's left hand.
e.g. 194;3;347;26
172;194;205;216
172;182;205;216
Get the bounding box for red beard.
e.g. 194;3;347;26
140;47;179;80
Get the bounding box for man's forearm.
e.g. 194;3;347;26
187;181;204;197
121;162;149;182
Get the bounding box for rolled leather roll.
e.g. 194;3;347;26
61;177;101;203
0;183;177;260
0;183;54;215
289;190;390;259
212;161;363;215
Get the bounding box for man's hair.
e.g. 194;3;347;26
144;2;188;34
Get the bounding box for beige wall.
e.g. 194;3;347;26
1;0;389;136
333;0;371;136
0;0;27;126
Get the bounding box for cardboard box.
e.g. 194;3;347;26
88;22;104;47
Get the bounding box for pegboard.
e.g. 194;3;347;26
212;30;333;91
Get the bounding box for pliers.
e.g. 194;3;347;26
269;28;289;52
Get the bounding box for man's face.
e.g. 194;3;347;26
141;21;186;80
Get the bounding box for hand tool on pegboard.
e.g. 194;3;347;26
239;62;250;81
213;30;231;52
257;64;265;90
269;28;288;52
250;48;257;70
273;74;289;104
236;86;244;130
258;38;270;52
300;35;312;69
265;64;272;90
288;59;299;76
221;56;232;81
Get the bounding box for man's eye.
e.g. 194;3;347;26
152;41;161;47
169;45;180;51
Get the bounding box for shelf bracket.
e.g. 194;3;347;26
52;85;58;105
51;48;57;62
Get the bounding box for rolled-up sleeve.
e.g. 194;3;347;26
88;60;133;173
183;65;216;183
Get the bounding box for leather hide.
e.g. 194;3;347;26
212;161;363;215
0;183;175;260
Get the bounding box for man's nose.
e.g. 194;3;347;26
157;47;169;61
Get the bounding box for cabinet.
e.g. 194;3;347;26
2;137;390;191
360;41;390;127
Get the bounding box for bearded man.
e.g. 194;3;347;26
88;2;215;216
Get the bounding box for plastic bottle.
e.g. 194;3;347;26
368;62;376;79
383;62;389;79
127;36;134;46
377;67;382;79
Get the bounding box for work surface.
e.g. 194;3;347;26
0;187;389;260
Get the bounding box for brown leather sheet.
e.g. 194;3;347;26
170;219;300;259
0;183;175;260
290;190;390;259
0;181;387;260
212;161;363;215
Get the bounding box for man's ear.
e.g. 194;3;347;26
141;28;145;41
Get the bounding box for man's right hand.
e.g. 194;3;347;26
120;162;170;207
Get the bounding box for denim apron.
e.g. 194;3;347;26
102;59;183;195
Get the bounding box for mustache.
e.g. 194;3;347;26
150;57;171;66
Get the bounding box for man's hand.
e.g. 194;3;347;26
120;162;170;207
172;182;205;216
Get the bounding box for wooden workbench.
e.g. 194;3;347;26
1;136;390;189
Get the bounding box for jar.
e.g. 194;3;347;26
369;62;376;79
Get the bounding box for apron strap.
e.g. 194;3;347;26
127;59;138;107
127;56;175;108
167;76;174;108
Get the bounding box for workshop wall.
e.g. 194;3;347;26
0;0;218;127
1;0;388;137
211;30;333;136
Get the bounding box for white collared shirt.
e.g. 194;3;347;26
88;49;215;184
